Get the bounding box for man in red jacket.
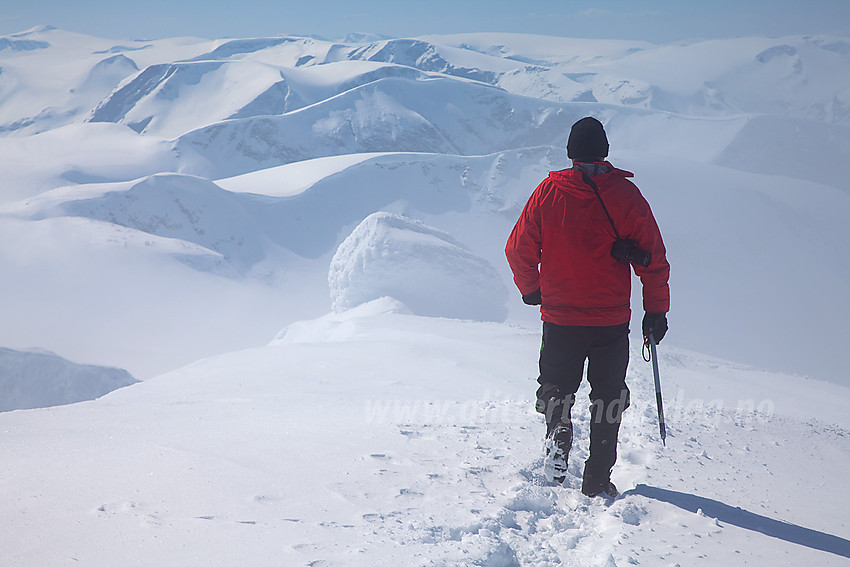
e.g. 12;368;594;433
505;117;670;498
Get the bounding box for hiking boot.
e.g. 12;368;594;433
543;420;572;484
581;479;618;499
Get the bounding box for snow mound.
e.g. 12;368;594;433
328;212;508;321
19;173;279;273
0;347;137;412
271;297;412;344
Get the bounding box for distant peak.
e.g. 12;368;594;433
11;24;57;37
342;32;395;44
0;29;51;52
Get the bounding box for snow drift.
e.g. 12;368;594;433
329;212;508;321
0;347;136;412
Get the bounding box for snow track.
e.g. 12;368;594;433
356;394;850;567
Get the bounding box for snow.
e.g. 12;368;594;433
0;24;849;566
1;305;848;565
89;60;290;138
328;212;508;321
216;153;383;198
0;123;178;202
0;347;137;411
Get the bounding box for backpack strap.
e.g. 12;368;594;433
573;165;621;239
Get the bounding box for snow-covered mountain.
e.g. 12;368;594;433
1;25;849;565
0;347;136;411
2;24;849;385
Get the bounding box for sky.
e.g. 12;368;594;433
1;0;849;43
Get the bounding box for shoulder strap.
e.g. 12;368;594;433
574;166;621;239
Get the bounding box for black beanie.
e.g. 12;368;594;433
567;117;609;160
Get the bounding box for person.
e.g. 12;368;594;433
505;116;670;498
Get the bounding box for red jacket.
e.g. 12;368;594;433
505;162;669;326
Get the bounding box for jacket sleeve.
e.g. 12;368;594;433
505;183;543;296
624;190;670;314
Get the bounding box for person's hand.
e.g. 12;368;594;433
522;289;542;305
642;312;668;343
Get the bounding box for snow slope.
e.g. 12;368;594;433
0;302;847;566
0;347;136;411
0;27;218;135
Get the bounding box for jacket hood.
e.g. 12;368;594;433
547;161;634;199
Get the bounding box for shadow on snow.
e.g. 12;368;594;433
627;484;850;560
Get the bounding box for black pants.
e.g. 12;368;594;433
536;322;630;485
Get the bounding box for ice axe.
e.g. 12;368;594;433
644;332;667;445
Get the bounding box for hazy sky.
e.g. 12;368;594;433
1;0;849;43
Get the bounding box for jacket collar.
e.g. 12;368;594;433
546;161;634;198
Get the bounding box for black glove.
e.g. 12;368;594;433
642;312;668;343
522;288;542;306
